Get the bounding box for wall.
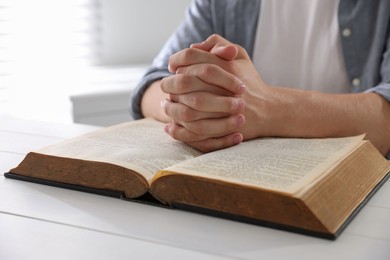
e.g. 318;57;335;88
99;0;192;65
71;0;192;126
1;0;192;124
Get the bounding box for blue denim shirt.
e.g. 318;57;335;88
130;0;390;158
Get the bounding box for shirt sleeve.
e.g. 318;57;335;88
366;31;390;161
365;30;390;103
365;31;390;160
130;0;216;119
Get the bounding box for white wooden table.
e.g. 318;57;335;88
1;113;389;260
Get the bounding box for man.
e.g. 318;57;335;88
131;0;390;158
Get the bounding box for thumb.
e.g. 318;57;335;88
210;45;238;61
190;34;238;60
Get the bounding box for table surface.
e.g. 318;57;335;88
1;113;389;260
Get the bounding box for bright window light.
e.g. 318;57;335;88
0;0;100;123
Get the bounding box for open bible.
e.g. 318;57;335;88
5;118;390;239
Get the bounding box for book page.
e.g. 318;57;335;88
162;135;364;194
37;119;202;181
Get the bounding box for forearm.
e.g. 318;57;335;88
158;34;390;154
261;87;390;155
141;81;171;123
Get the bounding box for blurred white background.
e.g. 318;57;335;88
0;0;191;125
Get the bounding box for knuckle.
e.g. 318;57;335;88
208;34;221;43
171;126;198;143
187;121;205;135
228;116;238;129
162;101;172;117
197;146;212;153
168;55;177;71
188;94;203;109
200;64;217;78
225;76;238;93
221;136;235;149
160;75;176;93
183;47;198;61
175;66;187;75
194;138;226;153
169;125;181;140
160;77;169;89
193;141;213;153
183;130;199;142
180;106;194;122
235;44;250;58
160;77;168;91
228;98;238;112
176;74;193;93
170;130;179;140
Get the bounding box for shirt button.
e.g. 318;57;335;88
342;28;352;37
352;78;360;87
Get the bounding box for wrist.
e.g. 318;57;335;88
141;81;171;123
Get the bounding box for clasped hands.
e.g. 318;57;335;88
155;34;390;156
160;34;270;152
